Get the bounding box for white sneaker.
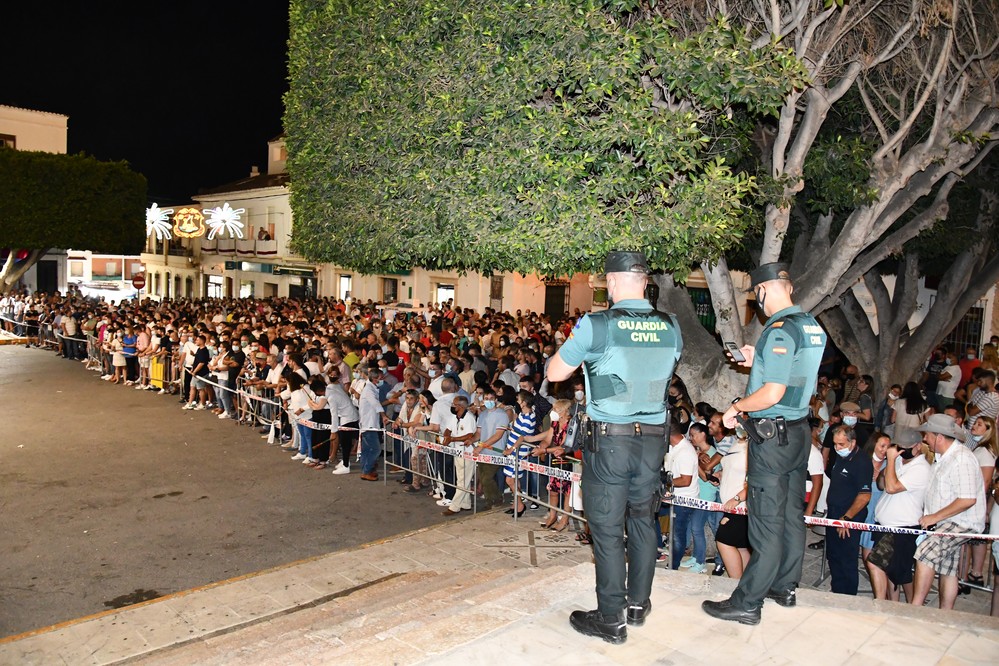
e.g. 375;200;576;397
125;380;134;386
303;457;318;465
291;453;307;461
436;498;451;507
193;403;206;410
183;402;196;410
218;413;231;419
134;384;145;390
331;463;350;475
158;389;167;395
100;374;111;380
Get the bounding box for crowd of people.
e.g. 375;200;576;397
2;287;997;617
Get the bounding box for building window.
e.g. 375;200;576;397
490;275;504;300
339;274;352;300
239;280;254;298
207;275;224;298
69;261;84;278
435;283;455;306
0;133;15;149
382;277;398;302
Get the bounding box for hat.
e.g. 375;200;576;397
893;430;923;449
604;251;650;275
839;401;861;413
748;262;792;289
917;414;968;442
255;352;268;360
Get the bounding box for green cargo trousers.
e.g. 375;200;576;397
582;432;667;617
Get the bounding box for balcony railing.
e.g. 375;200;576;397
200;238;281;258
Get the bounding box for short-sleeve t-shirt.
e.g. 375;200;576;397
827;447;873;519
666;438;699;499
745;305;826;420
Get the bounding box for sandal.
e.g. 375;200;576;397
575;531;592;545
967;573;984;586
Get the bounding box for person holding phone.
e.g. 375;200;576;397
702;262;826;625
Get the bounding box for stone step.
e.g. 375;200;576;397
137;563;584;664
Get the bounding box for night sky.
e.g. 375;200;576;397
3;2;289;203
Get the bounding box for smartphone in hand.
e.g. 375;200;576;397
724;341;746;362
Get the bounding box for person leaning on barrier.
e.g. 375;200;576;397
910;413;987;610
703;262;826;626
547;250;682;645
865;429;931;602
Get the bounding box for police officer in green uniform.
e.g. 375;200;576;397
702;262;826;625
548;250;682;644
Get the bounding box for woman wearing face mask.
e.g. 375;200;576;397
522;399;574;531
936;352;961;411
890;382;932;446
859;432;891;565
107;330;127;384
963;415;999;589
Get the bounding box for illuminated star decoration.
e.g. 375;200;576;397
202;202;246;240
145;203;174;240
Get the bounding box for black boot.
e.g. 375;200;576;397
569;609;627;644
626;599;652;626
701;598;761;625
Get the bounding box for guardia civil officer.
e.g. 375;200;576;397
547;250;682;644
702;262;826;625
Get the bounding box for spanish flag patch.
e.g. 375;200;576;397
772;347;787;354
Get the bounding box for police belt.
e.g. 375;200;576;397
592;421;667;437
739;414;808;446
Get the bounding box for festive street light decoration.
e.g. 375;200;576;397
202;202;246;240
173;207;207;238
203;202;246;240
145;203;174;240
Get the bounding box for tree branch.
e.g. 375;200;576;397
701;256;744;346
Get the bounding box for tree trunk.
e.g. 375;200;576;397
0;249;48;294
653;274;748;407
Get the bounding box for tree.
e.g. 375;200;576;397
286;0;999;403
285;0;808;278
650;0;999;400
0;148;147;293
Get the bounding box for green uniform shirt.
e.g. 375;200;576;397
558;299;682;424
746;305;826;420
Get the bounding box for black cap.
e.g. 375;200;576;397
748;262;791;289
604;251;650;274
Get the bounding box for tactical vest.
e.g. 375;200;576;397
583;308;681;422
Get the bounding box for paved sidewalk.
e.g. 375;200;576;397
1;509;996;665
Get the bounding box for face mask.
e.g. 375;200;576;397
888;392;899;400
836;447;851;458
550;411;560;422
872;453;883;463
484;400;496;409
968;354;976;360
499;341;507;347
971;434;984;443
428;369;437;378
574;390;585;402
449;406;458;415
899;447;916;460
843;416;858;426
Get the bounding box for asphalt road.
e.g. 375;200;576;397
0;345;448;637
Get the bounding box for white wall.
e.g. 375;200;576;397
0;105;68;153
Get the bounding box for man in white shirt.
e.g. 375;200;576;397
665;425;699;571
440;396;479;515
358;368;388;481
325;370;360;474
866;430;932;602
910;415;987;609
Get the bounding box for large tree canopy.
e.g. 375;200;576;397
287;0;999;402
286;0;808;277
0;148;147;292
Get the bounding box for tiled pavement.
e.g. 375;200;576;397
1;508;996;665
